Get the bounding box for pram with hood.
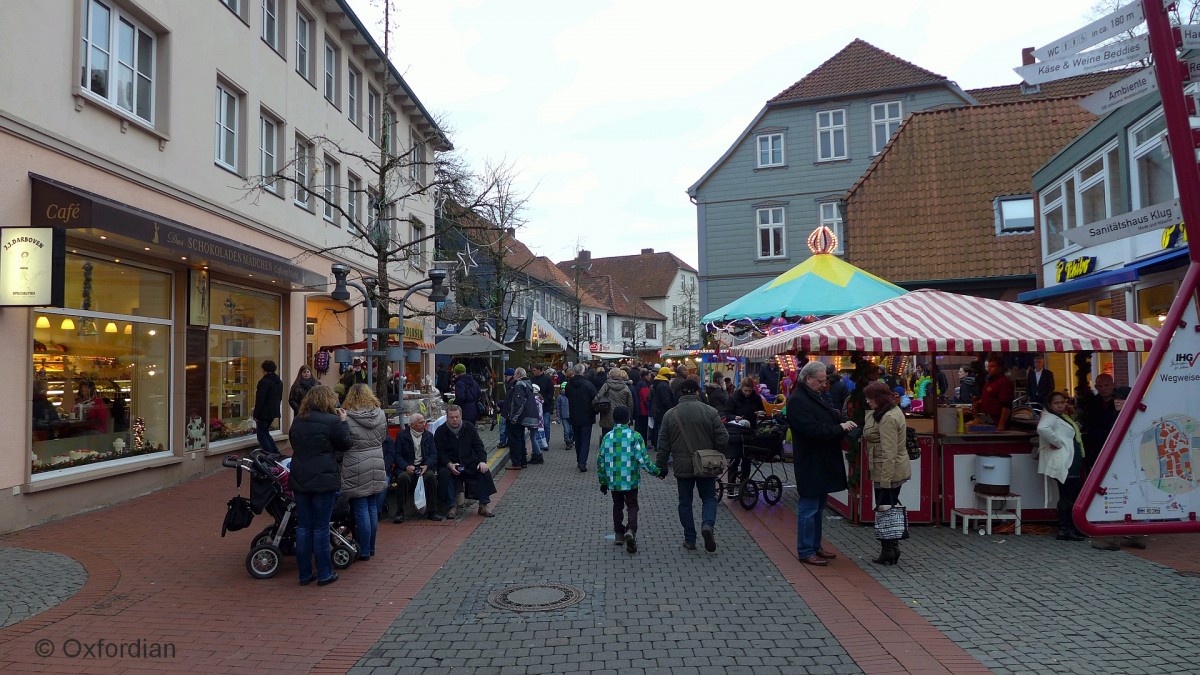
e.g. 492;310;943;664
718;415;788;510
221;449;359;579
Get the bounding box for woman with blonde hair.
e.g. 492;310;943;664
340;383;388;561
288;385;352;585
595;367;634;440
863;380;910;565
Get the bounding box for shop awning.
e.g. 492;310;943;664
433;331;511;355
527;311;569;351
1017;247;1189;303
731;288;1158;357
589;352;626;360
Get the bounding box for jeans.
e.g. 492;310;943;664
294;490;336;582
506;422;527;466
255;419;279;454
676;477;718;544
349;494;380;558
572;423;594;469
796;494;828;558
498;420;508;446
611;489;640;535
562;422;573;446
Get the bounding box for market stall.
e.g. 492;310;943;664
732;289;1158;526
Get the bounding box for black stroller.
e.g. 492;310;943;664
718;418;787;510
221;450;359;579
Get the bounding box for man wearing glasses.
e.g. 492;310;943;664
786;361;857;566
390;413;445;522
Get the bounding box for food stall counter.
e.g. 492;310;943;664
940;428;1055;523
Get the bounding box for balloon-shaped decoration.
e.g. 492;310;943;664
807;225;838;255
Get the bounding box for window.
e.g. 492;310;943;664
621;321;635;339
757;132;784;167
871;101;902;155
222;0;241;15
594;314;602;342
294;134;311;208
214;83;239;172
259;114;278;192
410;219;427;269
1130;113;1176;209
672;305;680;327
817;109;847;161
645;323;657;340
347;67;361;125
80;0;157;124
323;41;339;103
346;173;360;225
384;107;397;155
1039;143;1117;256
295;11;311;80
208;282;282;445
756;206;786;259
994;196;1034;234
410;129;426;183
261;0;278;51
322;157;338;222
818;201;844;253
367;88;380;142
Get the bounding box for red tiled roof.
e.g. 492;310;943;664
570;271;666;321
525;256;608;309
768;39;951;105
575;251;696;299
968;68;1141;104
844;97;1099;283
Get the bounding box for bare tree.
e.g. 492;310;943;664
668;280;701;348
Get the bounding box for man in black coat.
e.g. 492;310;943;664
1026;355;1055;407
650;367;677;449
786;361;857;567
824;364;849;414
253;360;283;455
564;364;598;471
434;405;497;518
389;413;444;522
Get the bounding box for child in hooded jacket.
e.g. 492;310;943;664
556;383;573;450
596;406;661;554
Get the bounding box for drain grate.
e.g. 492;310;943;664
486;583;586;612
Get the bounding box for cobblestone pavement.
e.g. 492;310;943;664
0;548;85;628
772;487;1200;675
355;430;861;675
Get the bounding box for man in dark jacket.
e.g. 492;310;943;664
657;379;728;552
389;413;443;522
650;367;677;449
824;364;849;413
564;364;598;472
504;368;540;469
253;360;283;455
787;361;857;566
434;405;497;518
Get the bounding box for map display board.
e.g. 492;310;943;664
1079;277;1200;533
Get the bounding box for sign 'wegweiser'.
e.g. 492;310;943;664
1016;35;1148;85
1077;68;1158;116
1031;0;1158;61
1064;199;1181;247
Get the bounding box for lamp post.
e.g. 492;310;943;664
331;263;375;390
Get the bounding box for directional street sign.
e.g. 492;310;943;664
1181;23;1200;49
1063;199;1180;246
1016;36;1148;85
1031;0;1154;61
1077;68;1158;115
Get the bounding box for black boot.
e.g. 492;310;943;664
1057;527;1084;541
872;541;893;565
890;540;901;563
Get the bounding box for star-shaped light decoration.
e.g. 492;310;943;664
456;240;479;277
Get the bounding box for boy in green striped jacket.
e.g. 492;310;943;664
597;405;662;554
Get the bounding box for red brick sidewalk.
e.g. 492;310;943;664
0;468;515;674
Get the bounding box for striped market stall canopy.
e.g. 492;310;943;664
731;289;1159;357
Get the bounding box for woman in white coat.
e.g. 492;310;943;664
1037;391;1086;541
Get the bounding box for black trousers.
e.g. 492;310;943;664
1056;476;1083;531
611;489;640;535
874;486;901;509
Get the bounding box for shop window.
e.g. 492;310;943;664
1137;282;1176;328
208;282;281;443
31;255;171;475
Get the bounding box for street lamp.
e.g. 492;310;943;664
330;263;376;389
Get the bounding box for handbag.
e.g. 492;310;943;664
221;496;254;536
691;447;726;478
874;504;910;540
905;427;922;460
592;395;611;413
413;475;427;513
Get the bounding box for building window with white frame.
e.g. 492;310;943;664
410;129;426;184
817;109;847;161
346;173;360;225
1130;112;1176;209
215;83;239;172
757;132;784;167
80;0;157;125
1039;142;1118;257
756;206;786;259
367;88;380;143
295;11;311;80
818;201;843;253
621;321;634;339
259;114;278;192
384;107;397;155
261;0;278;50
322;157;338;222
594;314;602;342
645;323;656;340
294;134;311;208
347;66;361;126
871;101;902;155
994;196;1034;234
410;219;427;269
324;41;339;104
222;0;241;16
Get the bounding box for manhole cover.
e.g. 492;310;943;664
487;583;586;612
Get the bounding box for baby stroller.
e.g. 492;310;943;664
718;418;787;510
221;450;359;579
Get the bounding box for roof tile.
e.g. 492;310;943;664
768;39;950;104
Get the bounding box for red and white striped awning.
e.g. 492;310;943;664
731;289;1159;357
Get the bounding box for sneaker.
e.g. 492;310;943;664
702;525;717;552
726;490;741;500
613;532;625;545
682;541;696;551
625;532;637;554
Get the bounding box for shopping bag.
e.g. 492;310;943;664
413;476;427;513
874;505;909;540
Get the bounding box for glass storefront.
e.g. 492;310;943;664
207;282;281;443
31;254;172;473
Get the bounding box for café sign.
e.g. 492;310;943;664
1055;255;1098;283
0;227;65;307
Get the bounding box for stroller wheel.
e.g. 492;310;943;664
251;526;276;549
738;479;759;510
246;544;282;579
762;475;783;505
331;544;356;569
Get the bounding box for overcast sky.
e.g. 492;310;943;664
346;0;1111;269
